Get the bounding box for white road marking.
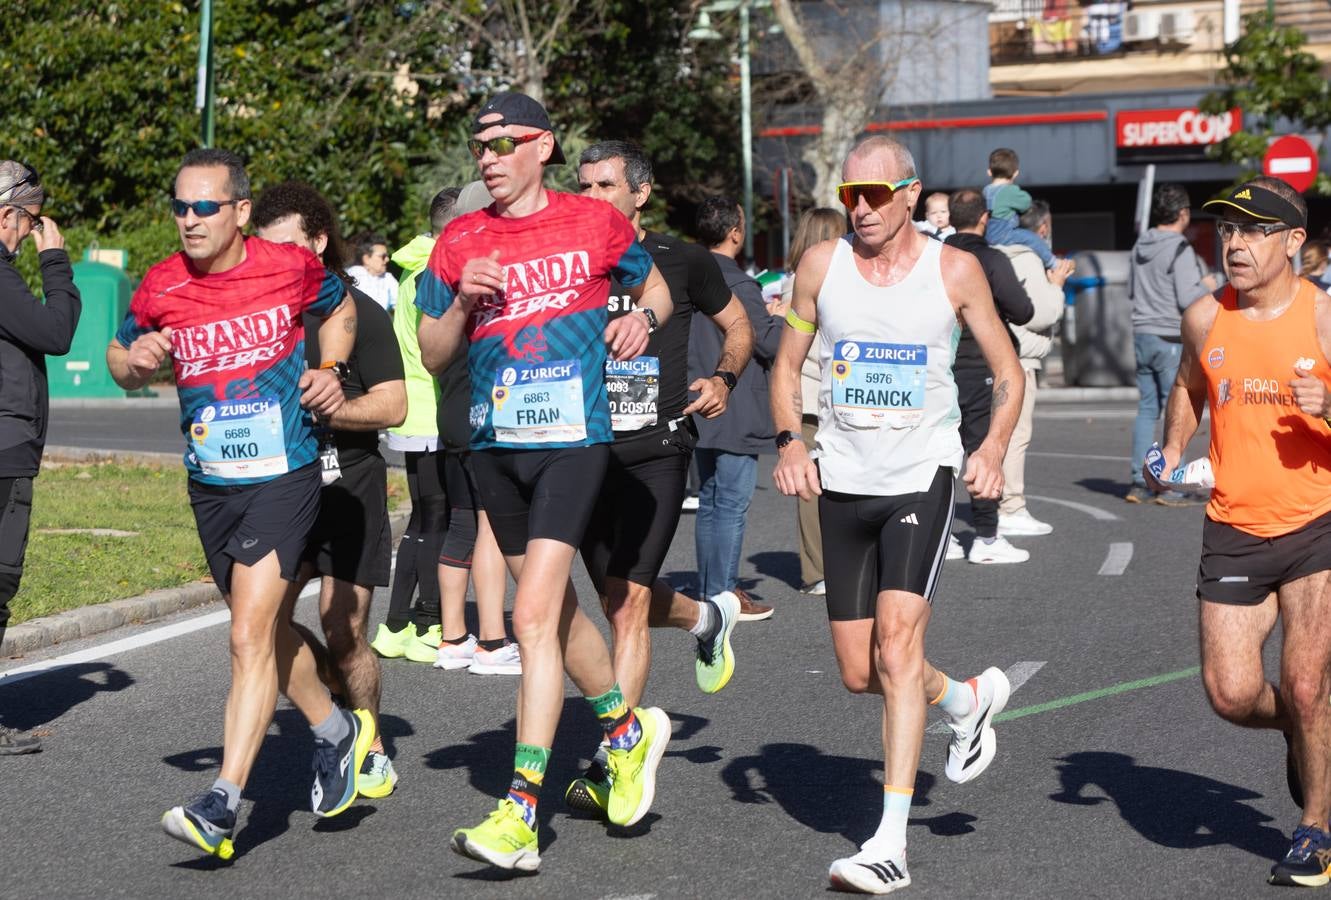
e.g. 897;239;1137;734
0;580;323;686
927;661;1045;733
1025;494;1120;521
1098;542;1134;576
1028;451;1131;462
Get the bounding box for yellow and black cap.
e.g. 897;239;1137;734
1202;183;1306;228
471;92;566;165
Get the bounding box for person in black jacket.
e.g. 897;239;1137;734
944;188;1033;565
0;160;82;755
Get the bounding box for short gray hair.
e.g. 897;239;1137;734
846;135;918;181
579;141;654;193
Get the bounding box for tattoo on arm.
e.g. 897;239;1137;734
990;378;1010;414
789;387;802;423
343;316;356;334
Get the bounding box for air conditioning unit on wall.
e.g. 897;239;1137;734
1123;11;1160;42
1159;10;1196;43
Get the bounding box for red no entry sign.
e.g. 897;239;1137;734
1263;135;1320;193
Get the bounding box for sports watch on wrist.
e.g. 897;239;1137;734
712;369;737;391
319;360;351;383
637;306;659;334
775;429;798;450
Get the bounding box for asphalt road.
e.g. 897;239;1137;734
4;401;1296;899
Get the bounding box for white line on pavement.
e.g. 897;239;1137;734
0;580;321;686
1026;494;1120;521
1098;542;1134;576
1029;451;1131;462
927;661;1045;733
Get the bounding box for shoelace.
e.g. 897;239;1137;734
312;739;341;782
1290;825;1327;859
192;789;232;825
696;637;715;666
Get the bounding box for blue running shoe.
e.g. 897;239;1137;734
1270;824;1331;887
161;788;236;860
311;708;375;818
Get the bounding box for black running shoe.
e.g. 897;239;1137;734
161;788;236;859
1270;824;1331;887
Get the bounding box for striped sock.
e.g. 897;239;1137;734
506;743;549;828
868;785;913;856
930;675;976;721
587;684;642;751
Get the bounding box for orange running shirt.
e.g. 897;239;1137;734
1201;279;1331;537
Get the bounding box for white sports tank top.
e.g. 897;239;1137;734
814;235;962;496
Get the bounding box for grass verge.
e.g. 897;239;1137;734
11;461;408;626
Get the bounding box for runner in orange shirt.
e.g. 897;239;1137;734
1152;176;1331;887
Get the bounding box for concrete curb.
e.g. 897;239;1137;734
1;507;413;659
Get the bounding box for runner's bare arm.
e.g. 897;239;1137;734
772;239;833;501
607;263;672;361
1290;290;1331;418
325;379;407;431
418;302;469;375
107;328;173;390
683;296;753;418
1155;295;1218;484
947;247;1025;500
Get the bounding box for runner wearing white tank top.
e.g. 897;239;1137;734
769;136;1025;896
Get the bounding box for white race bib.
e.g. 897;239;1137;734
606;356;660;432
491;359;587;443
189;397;289;479
830;341;927;429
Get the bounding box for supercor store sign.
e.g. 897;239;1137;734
1116;107;1242;163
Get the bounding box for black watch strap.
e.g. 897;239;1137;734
712;369;737;391
775;429;798;450
638;306;659;333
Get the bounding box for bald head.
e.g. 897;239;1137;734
843;136;918;183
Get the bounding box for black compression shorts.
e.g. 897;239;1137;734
1197;508;1331;605
581;419;697;592
188;463;322;596
469;445;609;556
303;453;393;587
819;466;954;621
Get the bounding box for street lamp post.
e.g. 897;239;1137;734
197;0;215;148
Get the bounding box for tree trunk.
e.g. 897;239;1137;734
804;92;877;206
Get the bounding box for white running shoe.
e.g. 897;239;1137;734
469;642;522;676
433;634;477;670
828;843;911;894
967;535;1029;564
944;666;1011;784
803;580;827;596
997;509;1053;536
680;494;699;511
945;534;965;561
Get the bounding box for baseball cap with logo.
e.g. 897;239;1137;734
470;92;566;165
1202;182;1307;228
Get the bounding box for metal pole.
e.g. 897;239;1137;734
740;1;754;264
780;167;791;266
197;0;215;147
1135;163;1156;236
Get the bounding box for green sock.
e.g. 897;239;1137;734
587;684;642;751
506;742;549;828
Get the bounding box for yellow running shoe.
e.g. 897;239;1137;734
370;622;417;659
695;592;740;694
403;625;442;663
606;707;671;827
161;788;236;860
357;750;398;799
450;799;541;871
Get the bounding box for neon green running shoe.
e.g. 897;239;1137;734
606;706;671;827
450;799;540;871
564;761;610;818
358;750;398;799
695;591;740;694
403;624;442;663
370;623;416;659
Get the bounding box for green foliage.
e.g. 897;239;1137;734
1200;11;1331;195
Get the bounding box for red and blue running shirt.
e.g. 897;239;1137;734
415;190;652;450
115;237;346;486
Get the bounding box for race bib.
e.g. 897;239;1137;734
189;396;289;479
606;356;659;432
491;359;587;443
830;341;927;429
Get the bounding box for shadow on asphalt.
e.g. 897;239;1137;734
748;550;802;590
1076;477;1131;500
720;742;943;842
0;662;133;730
1049;751;1288;860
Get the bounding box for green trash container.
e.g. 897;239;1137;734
49;260;133;398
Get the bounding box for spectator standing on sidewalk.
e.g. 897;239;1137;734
996;199;1074;537
1126;183;1215;505
689;197;778;620
0;160;81;755
781;207;847;596
346;232;397;312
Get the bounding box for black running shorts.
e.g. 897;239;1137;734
469;444;610;556
1197;508;1331;605
443;451;478;511
819;466;955;622
303;453;393;587
188;463;322;596
581;419;697;592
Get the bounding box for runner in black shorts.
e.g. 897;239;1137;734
566;141;756;816
108;149;371;861
416;93;676;871
253;181;407;802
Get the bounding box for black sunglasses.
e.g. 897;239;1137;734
467;133;543;160
171;198;239;218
